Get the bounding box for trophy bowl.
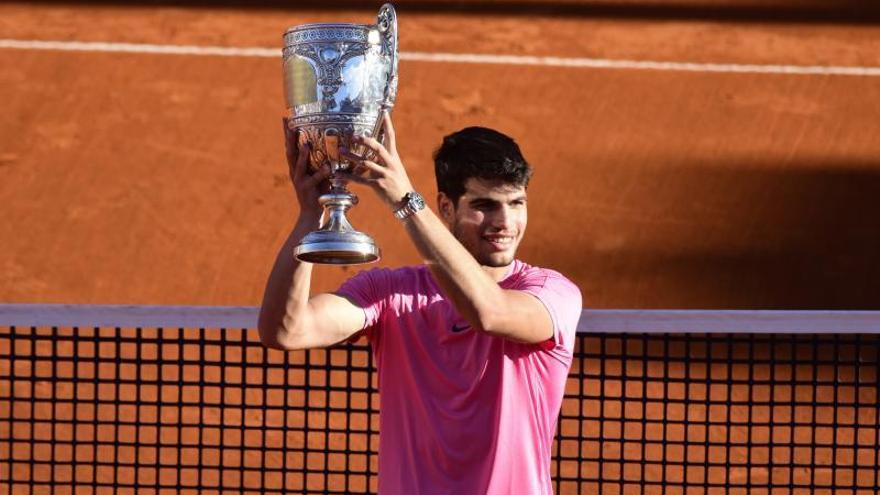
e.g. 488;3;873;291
282;4;398;264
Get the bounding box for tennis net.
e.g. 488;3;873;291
1;305;878;494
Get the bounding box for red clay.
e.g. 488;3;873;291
1;2;879;309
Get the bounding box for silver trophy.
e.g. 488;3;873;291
282;4;398;264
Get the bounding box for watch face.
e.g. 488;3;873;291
396;192;426;219
411;192;426;209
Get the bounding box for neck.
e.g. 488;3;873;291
482;262;513;282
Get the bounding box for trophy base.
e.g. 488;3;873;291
294;230;380;265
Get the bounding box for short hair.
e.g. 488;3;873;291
433;126;533;206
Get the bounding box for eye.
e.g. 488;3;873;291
470;200;496;211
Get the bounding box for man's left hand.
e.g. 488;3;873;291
339;112;415;210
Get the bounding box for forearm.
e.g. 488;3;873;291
401;208;506;331
257;217;319;349
340;115;552;343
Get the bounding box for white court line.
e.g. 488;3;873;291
1;304;879;333
2;38;880;76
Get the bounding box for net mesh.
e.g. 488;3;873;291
1;325;879;494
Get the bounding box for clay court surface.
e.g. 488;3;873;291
2;1;880;309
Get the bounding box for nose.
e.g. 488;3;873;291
489;204;516;232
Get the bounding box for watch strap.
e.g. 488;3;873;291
394;192;425;220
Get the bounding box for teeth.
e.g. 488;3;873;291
485;236;513;244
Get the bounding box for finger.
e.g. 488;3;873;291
354;159;386;176
338;147;367;163
292;140;310;182
352;135;395;167
382;111;397;155
285;126;302;172
303;163;332;189
341;141;375;164
340;148;386;178
316;176;334;194
291;143;312;184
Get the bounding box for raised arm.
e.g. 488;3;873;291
257;121;366;351
400;202;554;344
341;115;554;344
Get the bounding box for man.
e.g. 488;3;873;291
258;113;582;494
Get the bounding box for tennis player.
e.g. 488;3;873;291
259;113;582;494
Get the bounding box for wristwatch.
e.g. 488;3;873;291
393;191;426;220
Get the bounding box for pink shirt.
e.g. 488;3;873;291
337;259;583;495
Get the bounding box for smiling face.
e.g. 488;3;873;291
439;177;528;269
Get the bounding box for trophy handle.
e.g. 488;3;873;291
367;3;397;150
377;3;398;110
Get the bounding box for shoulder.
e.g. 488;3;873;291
506;260;583;302
335;265;438;329
360;264;428;283
506;260;584;331
338;264;429;294
509;261;583;353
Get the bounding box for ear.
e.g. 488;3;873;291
437;192;455;226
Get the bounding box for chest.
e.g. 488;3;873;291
382;295;502;375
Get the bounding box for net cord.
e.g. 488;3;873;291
0;304;878;333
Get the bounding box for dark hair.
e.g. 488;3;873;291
433;126;533;205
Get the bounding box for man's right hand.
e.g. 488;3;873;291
284;118;332;223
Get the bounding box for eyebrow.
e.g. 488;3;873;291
468;195;527;205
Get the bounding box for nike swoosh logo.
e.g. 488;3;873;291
451;324;471;333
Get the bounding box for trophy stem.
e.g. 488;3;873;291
318;190;356;234
293;179;380;265
328;172;349;195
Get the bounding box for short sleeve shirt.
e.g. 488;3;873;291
337;259;582;495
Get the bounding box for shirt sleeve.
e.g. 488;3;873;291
513;268;583;354
334;268;392;338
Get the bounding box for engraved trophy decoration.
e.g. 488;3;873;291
282;4;399;264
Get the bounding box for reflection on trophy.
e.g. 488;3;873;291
282;4;399;264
